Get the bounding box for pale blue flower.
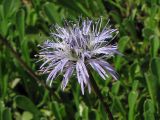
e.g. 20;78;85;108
38;17;120;94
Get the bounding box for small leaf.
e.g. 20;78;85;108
143;99;155;120
111;81;120;95
26;10;37;26
150;36;159;57
151;58;160;84
3;0;13;18
82;104;89;120
145;73;157;106
0;75;8;99
132;80;139;91
22;111;33;120
112;96;126;117
2;108;12;120
16;9;25;40
144;18;157;29
3;0;20;18
128;91;138;120
109;11;121;23
37;90;49;107
115;36;129;70
52;101;62;120
0;5;4;19
0;101;5;120
74;2;92;17
21;38;30;66
43;2;61;24
14;95;40;119
123;18;137;39
142;28;155;40
0;20;9;37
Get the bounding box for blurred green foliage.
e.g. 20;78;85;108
0;0;160;119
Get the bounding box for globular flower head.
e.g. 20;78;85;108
38;17;120;94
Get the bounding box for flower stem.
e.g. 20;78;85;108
89;71;114;120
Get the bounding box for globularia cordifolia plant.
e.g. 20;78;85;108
38;17;120;95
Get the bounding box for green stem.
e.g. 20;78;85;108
89;71;114;120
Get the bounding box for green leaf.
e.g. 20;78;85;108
123;18;137;39
107;0;125;13
115;36;130;70
0;20;9;37
98;102;107;120
16;9;25;40
22;111;33;120
43;2;61;24
0;75;8;99
128;91;138;120
14;95;40;119
26;9;37;26
145;73;157;106
32;0;41;8
112;96;126;117
0;101;5;120
37;90;49;107
129;61;141;82
94;109;100;120
21;38;30;66
3;0;13;18
72;80;80;109
52;101;62;120
150;36;159;57
144;18;157;29
74;2;92;17
143;99;155;120
151;58;160;84
0;5;4;19
132;80;139;91
3;0;20;18
109;11;121;23
2;108;12;120
142;28;155;40
111;81;120;95
82;104;89;120
55;0;91;17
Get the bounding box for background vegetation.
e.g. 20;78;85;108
0;0;160;119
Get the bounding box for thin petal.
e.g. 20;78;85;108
81;80;84;95
46;58;68;86
76;62;81;84
79;60;89;78
89;61;107;80
61;66;74;90
76;61;87;84
94;59;119;80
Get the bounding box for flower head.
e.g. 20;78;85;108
38;17;120;94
